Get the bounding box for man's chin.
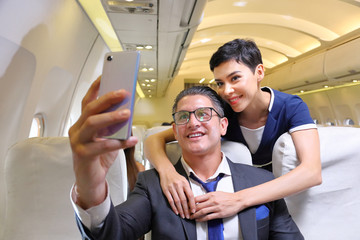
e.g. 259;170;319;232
182;144;208;156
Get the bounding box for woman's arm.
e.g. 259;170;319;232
191;128;322;221
144;128;175;170
243;128;322;203
144;128;196;218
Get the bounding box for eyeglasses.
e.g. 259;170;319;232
172;107;222;125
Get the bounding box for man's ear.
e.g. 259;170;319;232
220;117;228;136
172;123;178;140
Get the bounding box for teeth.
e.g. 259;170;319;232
188;133;203;138
229;97;238;103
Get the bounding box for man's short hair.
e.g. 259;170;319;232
172;86;225;117
209;38;263;73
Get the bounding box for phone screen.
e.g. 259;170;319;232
98;51;140;139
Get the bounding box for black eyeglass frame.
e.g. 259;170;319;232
172;107;223;125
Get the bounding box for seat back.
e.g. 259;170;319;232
221;140;252;165
143;125;252;166
3;137;127;240
164;140;252;166
272;127;360;239
132;125;147;164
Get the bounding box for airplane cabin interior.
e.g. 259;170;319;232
1;0;360;239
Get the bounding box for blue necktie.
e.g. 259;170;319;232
190;172;225;240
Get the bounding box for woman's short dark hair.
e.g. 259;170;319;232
209;38;263;73
172;86;225;117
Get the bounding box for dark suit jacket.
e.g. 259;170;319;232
76;158;304;240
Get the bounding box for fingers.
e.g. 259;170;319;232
194;212;220;222
78;108;131;142
160;172;193;219
78;89;129;128
70;86;131;144
72;136;138;161
190;194;213;220
185;187;196;214
71;138;120;161
164;181;188;218
164;189;179;216
81;76;101;111
191;201;221;222
190;192;237;221
69;76;138;166
172;183;190;219
119;136;138;149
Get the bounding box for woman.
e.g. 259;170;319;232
124;145;145;192
144;39;322;220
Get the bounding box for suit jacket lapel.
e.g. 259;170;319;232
174;160;197;240
173;158;259;240
228;159;258;240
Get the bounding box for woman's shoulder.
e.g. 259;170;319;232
263;87;297;100
264;87;305;109
274;88;302;100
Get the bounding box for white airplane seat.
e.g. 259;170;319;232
143;126;173;169
221;140;252;165
272;126;360;240
132;125;148;164
144;125;172;139
165;140;252;166
3;137;128;240
132;125;147;141
143;124;252;168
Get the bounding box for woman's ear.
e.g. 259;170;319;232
255;64;265;82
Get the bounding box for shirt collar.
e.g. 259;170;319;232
261;86;274;112
180;152;231;182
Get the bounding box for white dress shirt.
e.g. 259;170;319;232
70;152;242;239
181;153;242;240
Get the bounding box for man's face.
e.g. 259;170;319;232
172;95;228;157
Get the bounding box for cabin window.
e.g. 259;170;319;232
313;119;320;125
29;114;45;138
344;118;354;126
325;119;335;126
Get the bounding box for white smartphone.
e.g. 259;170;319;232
98;51;140;140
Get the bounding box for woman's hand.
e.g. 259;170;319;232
144;128;197;217
190;191;242;221
159;168;196;219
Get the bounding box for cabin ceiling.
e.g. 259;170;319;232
96;0;360;97
99;0;207;98
181;0;360;85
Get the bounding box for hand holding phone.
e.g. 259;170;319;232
98;51;140;139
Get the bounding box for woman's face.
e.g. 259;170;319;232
213;59;264;113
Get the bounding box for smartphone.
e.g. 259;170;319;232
98;51;140;139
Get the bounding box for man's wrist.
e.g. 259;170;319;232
73;182;107;210
70;181;111;230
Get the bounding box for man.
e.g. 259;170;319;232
69;78;303;239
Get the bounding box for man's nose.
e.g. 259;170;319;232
187;112;200;126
